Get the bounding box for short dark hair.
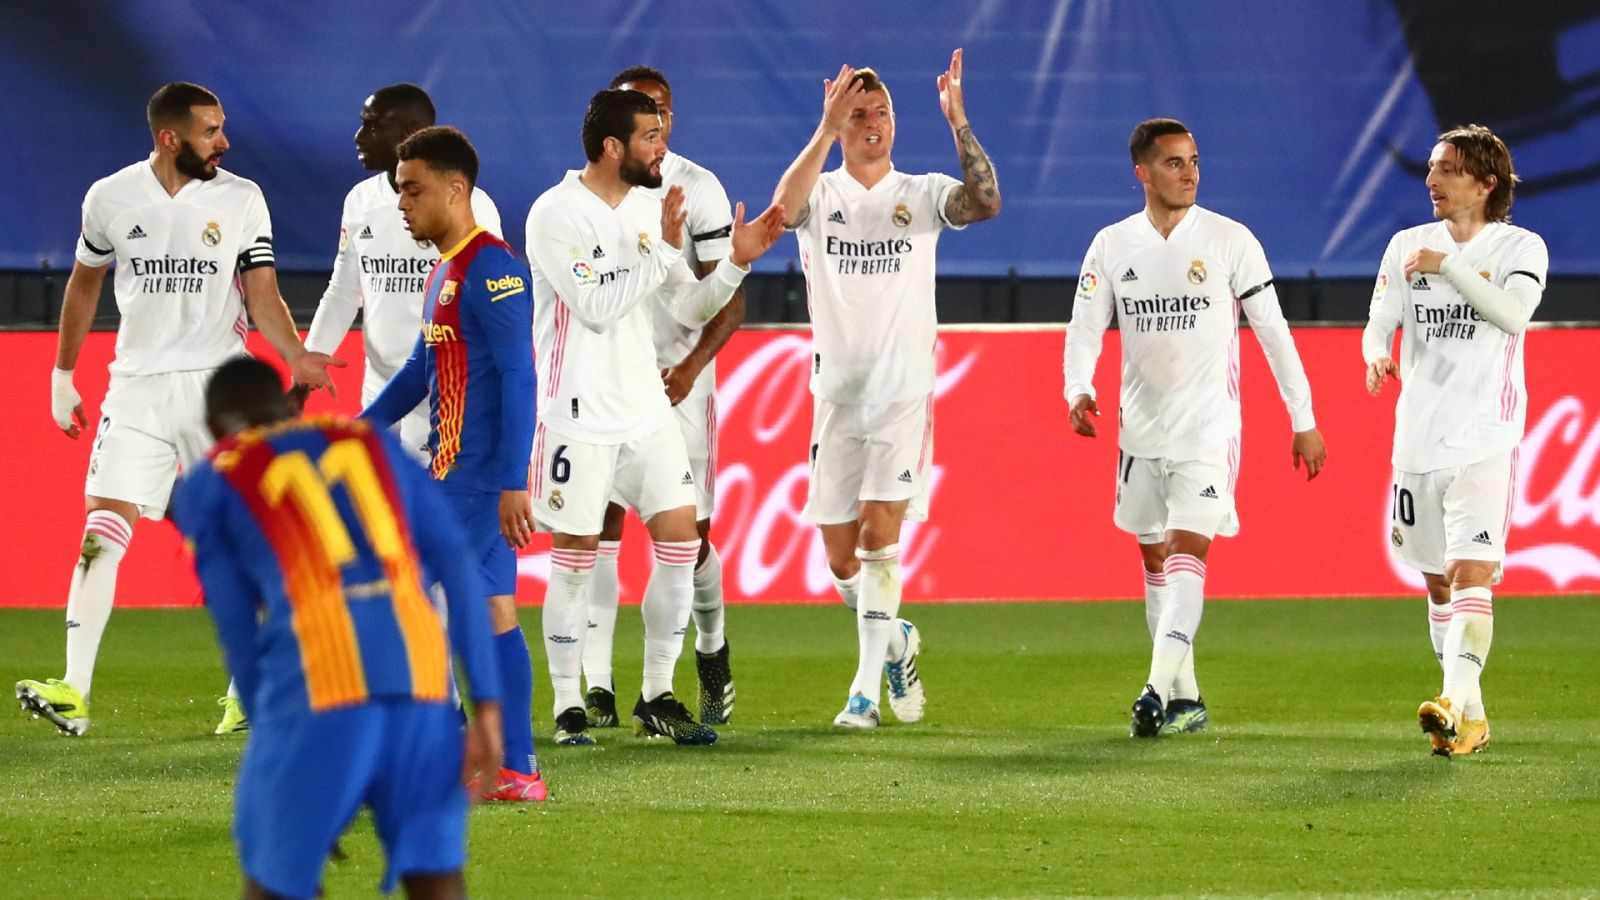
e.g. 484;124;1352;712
396;125;479;189
1438;124;1518;222
205;357;289;438
581;89;659;162
849;67;893;109
1129;118;1191;164
370;83;436;127
147;82;220;137
609;65;670;93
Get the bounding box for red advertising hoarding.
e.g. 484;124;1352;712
1;327;1593;607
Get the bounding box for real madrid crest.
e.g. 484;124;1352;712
548;489;564;511
1187;259;1207;284
892;204;912;227
1391;526;1404;548
637;232;652;256
201;221;222;247
416;238;432;250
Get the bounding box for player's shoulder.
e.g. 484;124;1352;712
84;160;156;208
205;167;265;201
344;173;391;211
1388;221;1444;248
528;171;587;222
665;151;719;186
465;231;525;271
1098;211;1150;245
1489;221;1547;254
1189;206;1258;243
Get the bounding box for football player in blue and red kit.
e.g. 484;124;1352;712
362;126;544;801
175;357;503;899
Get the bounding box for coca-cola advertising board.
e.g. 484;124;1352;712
1;327;1593;606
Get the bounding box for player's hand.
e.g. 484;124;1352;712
284;382;312;416
1366;356;1399;396
289;351;347;400
51;367;88;438
463;700;503;801
728;201;786;268
1292;428;1326;481
1068;393;1099;437
660;184;687;251
662;361;702;406
820;64;863;137
937;48;968;128
499;489;534;549
1403;248;1446;278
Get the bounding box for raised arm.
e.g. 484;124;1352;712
526;199;678;333
656;200;783;330
1430;244;1546;335
773;64;864;229
937;49;1002;226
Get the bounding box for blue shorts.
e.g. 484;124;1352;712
439;484;517;597
234;701;466;898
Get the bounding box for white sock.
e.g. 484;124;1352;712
641;541;698;700
543;548;595;717
1145;566;1200;701
63;511;132;699
1427;599;1451;670
832;570;862;611
1146;554;1205;705
1442;587;1494;715
692;542;726;655
848;545;902;705
581;541;622;692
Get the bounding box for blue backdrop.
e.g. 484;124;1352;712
3;1;1598;277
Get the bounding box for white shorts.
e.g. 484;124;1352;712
1389;448;1518;574
609;390;717;520
363;367;431;466
85;370;214;520
1114;438;1241;542
531;421;695;535
802;394;933;526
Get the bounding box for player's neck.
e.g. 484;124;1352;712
1143;202;1192;239
435;215;479;256
844;156;892;189
1443;211;1489;245
578;165;632;208
147;153;194;198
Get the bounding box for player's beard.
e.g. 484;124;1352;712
619;149;663;189
176;139;221;181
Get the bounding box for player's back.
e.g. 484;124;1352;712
184;416;451;720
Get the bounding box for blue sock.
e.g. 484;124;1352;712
494;627;538;775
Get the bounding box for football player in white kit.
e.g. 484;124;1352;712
1363;124;1545;758
16;83;343;736
524;89;784;746
1065;118;1326;738
579;66;745;730
304;83;503;461
772;50;1001;729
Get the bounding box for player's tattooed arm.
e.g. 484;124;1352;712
937;48;1000;226
945;124;1002;226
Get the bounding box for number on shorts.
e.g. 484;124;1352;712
551;445;571;484
1391;485;1416;527
1119;452;1135;485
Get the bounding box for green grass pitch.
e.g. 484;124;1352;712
3;597;1598;898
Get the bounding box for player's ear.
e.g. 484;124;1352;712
603;135;622;161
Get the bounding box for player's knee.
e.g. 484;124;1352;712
1444;560;1495;591
599;503;627;541
826;552;860;581
1163;531;1211;562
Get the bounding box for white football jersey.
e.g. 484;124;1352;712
642;152;734;396
1064;206;1316;460
76;157;273;377
794;167;963;404
1362;221;1547;473
525;171;746;444
305;173;502;382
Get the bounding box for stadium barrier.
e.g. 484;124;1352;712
1;326;1594;606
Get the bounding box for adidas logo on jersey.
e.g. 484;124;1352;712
1472;530;1494;546
126;225;147;240
358;226;374;239
681;471;694;485
592;245;605;259
1120;267;1138;282
1412;276;1431;290
897;469;913;484
1199;485;1219;499
828;210;847;224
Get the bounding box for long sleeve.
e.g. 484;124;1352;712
181;486;266;713
396;443;500;703
467;258;537;490
1362;236;1406;365
1439;252;1544;336
526;201;680;333
1240;282;1316;432
1064;237;1112;402
361;333;428;428
655;255;747;329
305;221;364;356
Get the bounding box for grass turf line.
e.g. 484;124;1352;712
2;598;1598;898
